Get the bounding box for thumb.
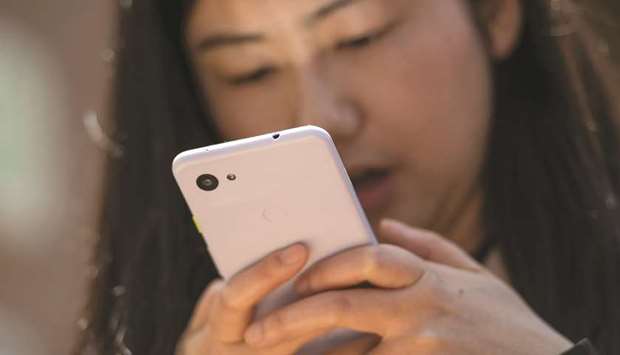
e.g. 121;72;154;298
378;218;483;272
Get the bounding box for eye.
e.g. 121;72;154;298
335;21;398;51
336;33;377;49
227;66;277;86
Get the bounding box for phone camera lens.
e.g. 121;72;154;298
196;174;219;191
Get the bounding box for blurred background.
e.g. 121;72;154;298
0;1;618;354
1;1;113;354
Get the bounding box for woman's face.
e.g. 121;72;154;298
185;0;519;251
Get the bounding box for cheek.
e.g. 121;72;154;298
339;2;492;227
353;6;492;182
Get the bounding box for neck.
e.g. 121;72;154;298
441;185;485;255
438;188;510;282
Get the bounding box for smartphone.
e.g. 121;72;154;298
172;125;376;318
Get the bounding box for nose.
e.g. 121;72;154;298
293;66;361;143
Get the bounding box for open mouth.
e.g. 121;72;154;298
350;168;395;212
351;168;391;191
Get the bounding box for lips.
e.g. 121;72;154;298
348;167;395;213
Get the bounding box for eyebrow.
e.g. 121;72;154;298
195;0;364;52
196;33;265;52
305;0;364;26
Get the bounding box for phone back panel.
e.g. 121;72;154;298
173;126;376;286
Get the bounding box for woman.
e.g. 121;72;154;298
76;0;620;354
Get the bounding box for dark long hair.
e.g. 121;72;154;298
75;1;620;354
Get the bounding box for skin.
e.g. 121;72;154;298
177;0;574;353
186;0;489;251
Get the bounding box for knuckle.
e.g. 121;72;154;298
218;285;247;311
265;311;287;333
204;279;224;301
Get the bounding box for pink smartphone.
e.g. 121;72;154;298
172;125;376;319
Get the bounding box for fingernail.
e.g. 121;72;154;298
279;244;305;265
245;324;264;345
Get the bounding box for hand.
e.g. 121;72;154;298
243;219;575;355
176;244;324;355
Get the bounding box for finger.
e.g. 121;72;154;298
266;328;334;355
244;289;395;347
181;325;327;355
294;244;425;296
176;325;242;355
187;279;225;334
209;243;309;342
324;334;381;355
379;218;483;272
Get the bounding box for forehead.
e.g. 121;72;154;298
188;0;325;32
